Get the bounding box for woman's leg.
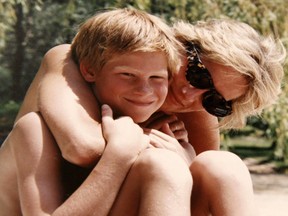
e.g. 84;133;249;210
190;150;256;216
109;148;193;216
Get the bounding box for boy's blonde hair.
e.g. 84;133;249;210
71;8;182;79
173;19;286;129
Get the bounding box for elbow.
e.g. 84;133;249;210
60;136;106;168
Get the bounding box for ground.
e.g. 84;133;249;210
245;157;288;216
252;173;288;216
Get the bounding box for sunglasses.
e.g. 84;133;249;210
185;42;232;117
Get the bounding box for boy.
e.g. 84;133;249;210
0;8;192;215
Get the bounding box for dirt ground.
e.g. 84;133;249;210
251;173;288;216
244;158;288;216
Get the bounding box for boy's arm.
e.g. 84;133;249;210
177;111;220;154
12;109;146;216
38;44;105;167
54;105;149;215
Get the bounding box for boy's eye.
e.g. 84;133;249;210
120;73;134;77
150;75;167;80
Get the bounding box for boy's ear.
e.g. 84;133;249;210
79;62;96;82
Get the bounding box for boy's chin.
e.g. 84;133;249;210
130;113;152;124
132;116;150;124
113;111;150;124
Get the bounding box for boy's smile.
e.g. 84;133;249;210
89;51;169;123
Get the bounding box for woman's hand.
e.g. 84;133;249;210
140;112;189;143
145;128;196;166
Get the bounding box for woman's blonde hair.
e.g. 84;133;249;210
71;8;182;79
173;19;286;129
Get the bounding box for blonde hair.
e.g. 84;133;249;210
71;8;182;79
173;19;286;129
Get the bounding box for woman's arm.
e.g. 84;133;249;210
38;44;105;167
177;111;220;154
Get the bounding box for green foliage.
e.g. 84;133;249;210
0;100;20;134
262;83;288;162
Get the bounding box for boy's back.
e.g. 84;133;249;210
0;137;21;215
0;112;92;215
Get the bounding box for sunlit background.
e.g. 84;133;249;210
0;1;287;215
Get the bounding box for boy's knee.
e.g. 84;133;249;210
135;148;192;187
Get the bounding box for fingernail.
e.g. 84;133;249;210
102;104;109;110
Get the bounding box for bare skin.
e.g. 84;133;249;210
190;151;256;216
0;48;194;215
0;106;192;216
0;45;255;215
15;44;220;166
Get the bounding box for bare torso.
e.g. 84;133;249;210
0;138;21;216
0;122;90;215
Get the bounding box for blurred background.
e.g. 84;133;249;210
0;0;287;172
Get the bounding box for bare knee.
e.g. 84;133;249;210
110;149;192;216
191;150;251;186
134;148;193;189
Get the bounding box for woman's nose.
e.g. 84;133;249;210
182;86;208;101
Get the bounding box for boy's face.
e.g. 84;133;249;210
90;51;169;123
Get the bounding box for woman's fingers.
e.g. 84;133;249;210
166;120;188;142
147;129;178;148
140;112;178;130
160;123;175;137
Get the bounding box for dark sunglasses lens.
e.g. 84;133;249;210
202;91;232;117
186;67;213;89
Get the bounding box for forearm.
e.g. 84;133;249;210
38;45;105;167
53;146;135;216
177;111;220;154
39;78;105;167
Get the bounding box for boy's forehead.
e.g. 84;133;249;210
107;51;167;63
103;51;169;73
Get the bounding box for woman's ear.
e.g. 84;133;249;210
79;62;96;82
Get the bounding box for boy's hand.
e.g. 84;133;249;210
101;104;149;162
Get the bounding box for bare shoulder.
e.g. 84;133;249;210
43;44;72;72
44;44;71;57
15;44;72;121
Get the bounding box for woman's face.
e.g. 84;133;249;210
161;56;248;114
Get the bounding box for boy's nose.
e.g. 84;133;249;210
135;80;153;94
